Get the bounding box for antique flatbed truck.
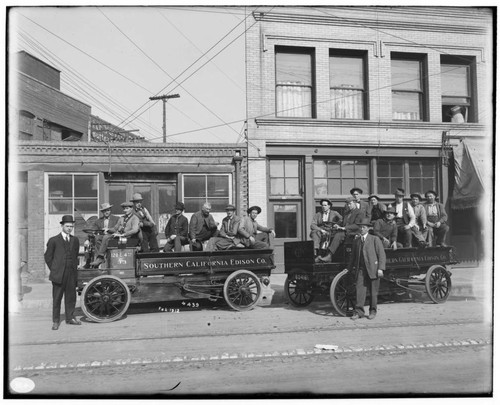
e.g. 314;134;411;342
77;247;275;322
284;240;458;316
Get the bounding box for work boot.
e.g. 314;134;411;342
90;256;105;267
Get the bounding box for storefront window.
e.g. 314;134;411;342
377;159;437;195
183;174;231;212
314;159;369;196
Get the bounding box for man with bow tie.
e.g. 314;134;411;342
44;215;81;330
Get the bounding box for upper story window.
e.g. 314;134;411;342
275;46;315;118
329;50;367;119
391;53;426;121
182;174;231;212
441;55;475;123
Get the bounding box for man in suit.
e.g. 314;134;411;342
409;193;428;247
389;188;416;247
206;204;243;251
131;193;159;252
310;199;343;257
317;197;364;263
163;201;189;252
347;218;386;320
189;202;219;251
367;195;387;224
44;215;81;330
424;190;449;247
239;206;275;249
350;187;370;218
91;203;120;250
372;207;400;250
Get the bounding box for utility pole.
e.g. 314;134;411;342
149;93;180;143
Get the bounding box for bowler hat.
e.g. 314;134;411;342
174;201;185;211
384;207;397;215
99;203;113;211
345;196;356;203
394;188;405;197
130;193;143;201
350;187;363;195
410;193;422;200
319;199;332;207
247;205;262;214
121;201;134;208
60;215;75;224
225;204;236;211
425;190;438;198
356;218;373;227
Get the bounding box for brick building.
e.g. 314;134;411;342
244;7;492;265
12;51;248;281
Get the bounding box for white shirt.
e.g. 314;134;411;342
61;232;70;242
322;210;330;222
394;201;415;227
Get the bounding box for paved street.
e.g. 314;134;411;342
7;291;492;397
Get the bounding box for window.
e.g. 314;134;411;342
183;174;231;212
48;174;99;215
313;159;369;197
441;56;475;123
391;54;425;121
377;159;437;195
275;47;314;118
269;159;300;196
329;51;366;119
19;111;35;136
273;204;298;238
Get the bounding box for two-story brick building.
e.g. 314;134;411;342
244;7;492;265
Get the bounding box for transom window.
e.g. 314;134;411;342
182;174;231;212
391;54;425;121
313;159;369;197
275;46;314;118
441;55;474;123
329;51;366;119
269;159;300;196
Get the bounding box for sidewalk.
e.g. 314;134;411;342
9;264;491;312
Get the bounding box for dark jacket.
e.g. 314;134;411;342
347;233;386;279
373;218;398;243
310;210;343;232
92;215;120;232
219;215;242;244
424;202;448;225
189;210;218;240
164;214;189;239
44;233;80;284
342;207;365;236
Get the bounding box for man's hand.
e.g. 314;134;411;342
382;237;389;244
436;222;441;228
191;238;197;244
377;269;384;278
404;225;411;230
170;235;177;241
249;236;256;244
321;229;328;234
391;241;398;251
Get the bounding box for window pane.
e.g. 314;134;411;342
276;85;312;118
422;178;435;192
330;88;364;119
75;199;98;213
284;160;298;178
341;179;355;195
330;56;364;88
354;160;368;178
314;180;328;196
390;179;403;191
208;176;228;197
327;160;341;178
378;178;390;194
355;179;369;194
392;92;421;120
49;175;72;198
314;160;327;178
441;65;469;96
109;186;127;215
74;175;98;197
392;59;421;91
270;160;284;178
409;178;421;193
207;198;229;212
274;204;297;238
184;176;206;198
49;199;72;214
341;161;355;178
285;179;299;195
184;198;205;212
421;163;435;177
390;162;403;177
159;185;176;215
134;186;152;211
327;179;341;194
409;162;422;177
270;178;285;195
377;161;389;177
276;52;312;85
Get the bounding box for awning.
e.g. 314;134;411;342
451;138;489;210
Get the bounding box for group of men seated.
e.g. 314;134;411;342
88;200;275;267
311;187;449;263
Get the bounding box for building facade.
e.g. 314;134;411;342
245;7;493;266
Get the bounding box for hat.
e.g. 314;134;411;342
121;201;134;208
384;207;397;215
356;218;373;227
345;196;356;203
319;199;332;207
394;188;405;197
425;190;438;198
130;193;143;201
450;106;462;114
99;203;113;211
174;201;185;211
350;187;363;195
247;205;262;214
225;204;236;211
60;215;75;224
410;193;422;200
368;195;379;201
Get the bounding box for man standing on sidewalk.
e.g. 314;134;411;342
44;215;81;330
347;218;386;320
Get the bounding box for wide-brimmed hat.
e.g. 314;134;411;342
356;218;373;227
99;203;113;211
60;215;75;224
174;201;185;211
319;199;332;207
368;195;380;201
394;188;405;197
121;201;134;208
247;205;262;214
425;190;438;198
225;204;236;211
384;207;397;215
350;187;363;195
130;193;143;201
410;193;422;200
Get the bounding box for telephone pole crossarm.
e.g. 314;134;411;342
148;94;180;142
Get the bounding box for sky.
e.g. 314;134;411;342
8;5;266;144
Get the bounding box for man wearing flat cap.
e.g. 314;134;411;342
317;197;364;263
239;206;275;249
90;201;141;266
131;193;159;252
189;202;219;251
310;199;343;257
350;187;370;219
347;218;386;320
163;201;189;252
44;215;81;330
206;204;243;251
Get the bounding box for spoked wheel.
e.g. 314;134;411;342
425;265;452;303
330;269;356;317
285;274;314;307
223;270;262;311
81;275;131;323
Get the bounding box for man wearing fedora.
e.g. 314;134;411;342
90;202;141;266
367;195;387;224
373;207;400;250
310;199;343;257
388;188;415;248
206;204;243;251
44;215;81;330
347;218;386;320
91;203;120;250
239;206;275;249
131;193;159;252
163;201;189;252
189;202;219;251
410;193;428;247
423;190;449;247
